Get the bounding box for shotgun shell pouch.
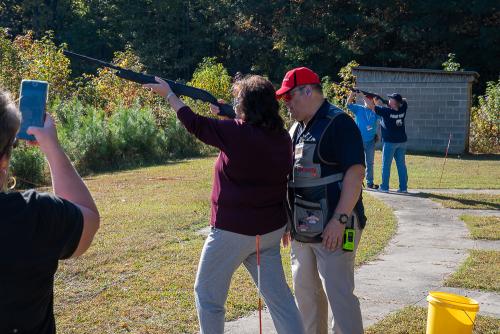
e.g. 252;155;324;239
293;197;328;238
343;228;355;251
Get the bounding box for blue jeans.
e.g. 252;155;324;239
363;139;376;186
194;226;305;334
380;141;408;191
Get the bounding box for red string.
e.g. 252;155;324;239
256;235;262;334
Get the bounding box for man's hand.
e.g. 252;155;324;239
321;218;345;251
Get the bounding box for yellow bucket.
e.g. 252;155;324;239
426;291;479;334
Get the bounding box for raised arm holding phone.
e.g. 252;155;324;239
0;89;99;334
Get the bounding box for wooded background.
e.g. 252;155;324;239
1;0;498;92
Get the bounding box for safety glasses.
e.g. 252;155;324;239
282;86;304;102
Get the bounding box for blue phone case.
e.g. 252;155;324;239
17;80;49;141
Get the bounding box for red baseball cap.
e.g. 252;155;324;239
276;67;320;97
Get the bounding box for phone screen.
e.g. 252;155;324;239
17;80;49;141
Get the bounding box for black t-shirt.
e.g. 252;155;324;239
0;190;83;334
374;102;408;143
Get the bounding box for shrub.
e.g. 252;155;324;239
162;111;214;158
10;143;47;188
186;57;233;117
54;98;172;173
0;30;71;100
442;53;461;72
322;60;359;108
108;103;169;164
469;80;500;153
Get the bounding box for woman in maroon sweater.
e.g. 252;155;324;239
146;76;305;334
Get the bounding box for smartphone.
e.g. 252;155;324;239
17;80;49;141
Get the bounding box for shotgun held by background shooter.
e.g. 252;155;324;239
350;87;389;105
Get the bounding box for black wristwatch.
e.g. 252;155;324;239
333;213;349;224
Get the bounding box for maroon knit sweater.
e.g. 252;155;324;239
177;106;292;236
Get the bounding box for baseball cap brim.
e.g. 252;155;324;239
276;86;293;96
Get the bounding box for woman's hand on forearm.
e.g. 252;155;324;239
210;99;230;120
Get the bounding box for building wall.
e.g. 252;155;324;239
352;67;478;154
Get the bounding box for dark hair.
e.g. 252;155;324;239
0;90;21;160
234;75;285;133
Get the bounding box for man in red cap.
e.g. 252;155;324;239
278;67;365;334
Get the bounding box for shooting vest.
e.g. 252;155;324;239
288;103;365;243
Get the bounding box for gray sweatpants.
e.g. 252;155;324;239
291;219;363;334
194;225;305;334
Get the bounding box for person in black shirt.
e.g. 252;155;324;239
364;93;408;193
0;90;100;334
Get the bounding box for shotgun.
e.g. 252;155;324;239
350;87;389;105
63;50;236;119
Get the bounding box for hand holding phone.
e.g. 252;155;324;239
17;80;48;141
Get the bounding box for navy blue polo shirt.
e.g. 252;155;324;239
291;100;367;237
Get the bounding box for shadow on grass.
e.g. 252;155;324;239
415;192;500;210
403;151;500;161
17;155;216;190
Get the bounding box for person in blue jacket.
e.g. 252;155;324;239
346;90;380;189
364;93;408;193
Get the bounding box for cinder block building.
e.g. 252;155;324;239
352;66;479;154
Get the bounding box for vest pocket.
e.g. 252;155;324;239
293;197;328;238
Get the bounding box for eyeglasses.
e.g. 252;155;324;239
283;86;305;102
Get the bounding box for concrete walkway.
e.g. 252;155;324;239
223;189;499;333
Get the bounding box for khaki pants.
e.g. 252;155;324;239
291;221;363;334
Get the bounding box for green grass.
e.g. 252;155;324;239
357;191;398;265
365;306;500;334
444;250;500;292
460;215;500;240
372;151;500;189
52;157;397;333
421;193;500;210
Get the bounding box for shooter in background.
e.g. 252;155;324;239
364;93;408;193
346;90;380;189
0;90;100;334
